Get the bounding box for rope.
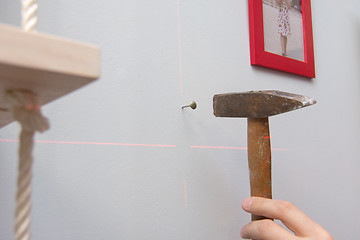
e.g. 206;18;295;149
9;2;45;240
7;91;49;240
22;0;38;32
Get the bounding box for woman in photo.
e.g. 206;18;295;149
276;0;292;56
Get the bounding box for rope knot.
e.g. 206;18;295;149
6;90;49;132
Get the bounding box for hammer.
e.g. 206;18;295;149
213;90;316;221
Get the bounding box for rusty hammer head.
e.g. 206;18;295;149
213;90;316;118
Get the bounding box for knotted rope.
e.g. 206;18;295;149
7;90;49;240
10;2;48;240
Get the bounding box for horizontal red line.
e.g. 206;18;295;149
190;145;247;150
0;139;176;148
190;145;290;151
272;148;290;151
0;139;289;151
0;139;18;142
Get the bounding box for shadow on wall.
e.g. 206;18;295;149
356;19;360;74
250;65;313;83
355;18;360;113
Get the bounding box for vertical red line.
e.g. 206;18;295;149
177;0;183;96
184;178;187;209
266;149;271;165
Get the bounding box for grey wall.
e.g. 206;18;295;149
1;0;359;239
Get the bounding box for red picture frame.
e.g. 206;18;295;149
249;0;315;78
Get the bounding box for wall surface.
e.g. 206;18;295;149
1;0;359;239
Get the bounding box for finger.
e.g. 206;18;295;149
240;219;296;240
242;197;319;237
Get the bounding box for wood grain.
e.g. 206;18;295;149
247;117;272;221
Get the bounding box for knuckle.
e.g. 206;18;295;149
316;231;334;240
257;220;274;235
276;200;296;216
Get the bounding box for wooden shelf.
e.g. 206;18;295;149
0;23;100;127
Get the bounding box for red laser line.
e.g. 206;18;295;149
262;149;272;170
0;139;176;148
190;145;247;150
0;139;18;142
271;148;290;151
184;178;187;209
266;149;271;164
177;0;183;96
0;139;289;151
190;145;289;151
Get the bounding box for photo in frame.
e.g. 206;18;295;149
248;0;315;78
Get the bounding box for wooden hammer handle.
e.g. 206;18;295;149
247;117;272;221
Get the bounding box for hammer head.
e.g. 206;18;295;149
213;90;316;118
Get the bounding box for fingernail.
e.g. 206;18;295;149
242;197;252;211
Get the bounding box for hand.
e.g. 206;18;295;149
240;197;334;240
